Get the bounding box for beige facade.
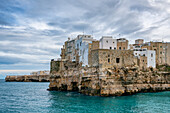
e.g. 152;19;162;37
163;43;170;65
135;39;144;45
139;56;147;70
117;38;129;50
91;49;134;69
88;41;100;66
149;42;163;65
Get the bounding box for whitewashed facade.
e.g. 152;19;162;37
99;36;117;50
134;48;156;68
75;35;96;66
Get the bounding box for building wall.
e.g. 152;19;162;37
92;41;99;50
91;49;134;69
117;38;129;50
64;38;76;61
167;43;170;65
163;42;170;65
135;39;144;45
75;35;96;66
139;56;147;70
133;49;156;68
149;42;163;65
99;36;117;50
80;42;89;66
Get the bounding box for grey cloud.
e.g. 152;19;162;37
0;56;25;64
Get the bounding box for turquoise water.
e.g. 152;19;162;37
0;79;169;113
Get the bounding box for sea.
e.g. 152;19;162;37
0;79;169;113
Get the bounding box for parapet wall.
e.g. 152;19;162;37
48;67;170;96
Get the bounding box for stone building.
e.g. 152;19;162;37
149;42;163;65
64;38;76;61
134;48;156;68
134;41;170;66
75;35;96;66
135;39;144;45
99;36;117;50
162;42;170;65
91;49;134;69
117;38;129;50
88;41;100;66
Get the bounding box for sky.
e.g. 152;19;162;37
0;0;170;78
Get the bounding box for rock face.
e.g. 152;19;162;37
5;75;50;82
48;67;170;96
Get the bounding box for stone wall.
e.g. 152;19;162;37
117;39;128;50
91;49;134;69
50;60;60;73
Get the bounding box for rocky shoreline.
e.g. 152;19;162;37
48;67;170;96
5;75;50;82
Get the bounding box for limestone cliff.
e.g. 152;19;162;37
5;75;50;82
48;67;170;96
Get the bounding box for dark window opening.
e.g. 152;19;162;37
110;47;112;49
116;58;120;63
108;58;110;63
119;47;121;50
114;47;116;50
106;40;108;43
123;47;125;50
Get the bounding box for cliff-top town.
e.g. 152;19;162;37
53;34;170;71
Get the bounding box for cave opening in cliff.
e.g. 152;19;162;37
71;82;79;91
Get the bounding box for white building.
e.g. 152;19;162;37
134;48;156;68
99;36;117;50
75;35;96;66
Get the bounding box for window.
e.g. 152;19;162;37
151;53;153;57
106;40;108;43
160;46;162;48
113;42;114;43
143;60;144;62
135;53;137;55
108;58;110;63
116;58;120;63
123;47;125;50
119;47;121;50
110;47;112;49
108;54;110;57
160;52;162;54
143;54;145;56
114;47;116;50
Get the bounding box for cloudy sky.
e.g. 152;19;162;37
0;0;170;78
